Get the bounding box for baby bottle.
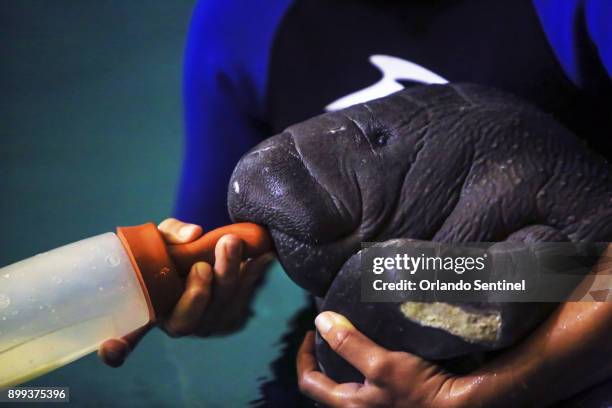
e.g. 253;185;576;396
0;222;270;388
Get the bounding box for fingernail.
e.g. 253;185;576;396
315;313;334;334
195;262;211;281
315;312;354;335
224;236;243;256
317;312;355;334
179;225;197;239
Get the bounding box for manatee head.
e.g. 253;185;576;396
228;84;612;297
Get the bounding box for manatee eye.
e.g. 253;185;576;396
367;125;391;148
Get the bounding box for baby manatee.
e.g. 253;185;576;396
228;84;612;382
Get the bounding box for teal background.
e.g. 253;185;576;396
0;2;308;406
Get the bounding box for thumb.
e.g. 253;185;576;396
315;311;391;381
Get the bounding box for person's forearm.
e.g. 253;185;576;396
456;300;612;407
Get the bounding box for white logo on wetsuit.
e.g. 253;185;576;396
326;54;448;111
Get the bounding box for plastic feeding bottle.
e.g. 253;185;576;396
0;222;271;389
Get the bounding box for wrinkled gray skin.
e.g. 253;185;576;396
227;84;612;382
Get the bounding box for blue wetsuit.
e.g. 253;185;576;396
176;0;611;229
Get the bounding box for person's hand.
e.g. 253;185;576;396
297;311;472;408
98;218;274;367
300;295;612;408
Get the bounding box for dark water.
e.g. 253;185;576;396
252;299;318;408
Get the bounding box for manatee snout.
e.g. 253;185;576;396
228;130;355;294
